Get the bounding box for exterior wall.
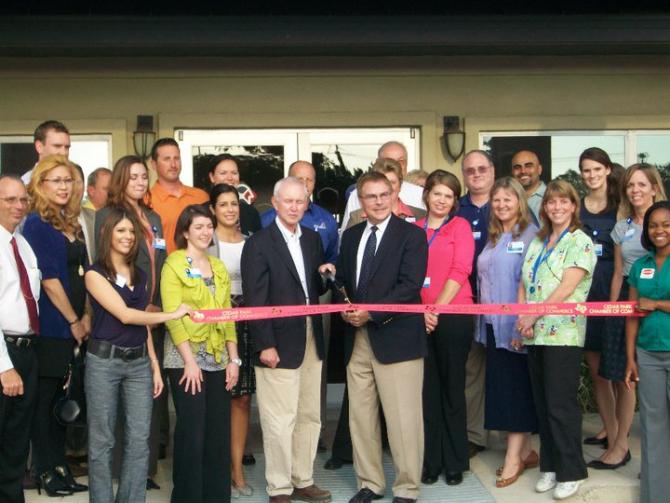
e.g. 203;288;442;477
1;55;669;174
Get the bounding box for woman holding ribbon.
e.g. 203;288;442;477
578;147;620;452
517;180;597;500
208;183;255;497
23;155;90;496
592;164;666;470
624;200;670;503
476;177;538;488
84;207;189;502
416;169;475;486
161;204;239;503
95;155;168;488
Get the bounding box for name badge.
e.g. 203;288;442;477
405;216;416;223
473;231;482;241
507;241;524;254
622;228;636;241
115;274;127;288
423;277;431;288
640;268;655;279
153;238;166;250
595;243;603;257
186;268;203;279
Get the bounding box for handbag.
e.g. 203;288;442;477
54;345;87;427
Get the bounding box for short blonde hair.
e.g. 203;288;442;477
27;154;82;238
372;158;403;184
620;164;667;219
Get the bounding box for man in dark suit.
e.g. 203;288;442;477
241;176;334;503
336;171;428;503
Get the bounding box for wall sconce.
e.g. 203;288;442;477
133;115;156;161
443;116;465;161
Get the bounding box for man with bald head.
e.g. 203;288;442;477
456;150;496;459
511;149;546;222
0;175;41;502
341;141;424;230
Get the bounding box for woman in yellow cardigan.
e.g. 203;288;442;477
161;204;239;503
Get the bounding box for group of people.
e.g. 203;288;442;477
0;120;667;503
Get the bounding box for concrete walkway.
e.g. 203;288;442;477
26;383;642;502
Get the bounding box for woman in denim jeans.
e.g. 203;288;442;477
84;207;190;502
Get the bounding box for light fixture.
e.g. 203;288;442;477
133;115;156;161
443;116;465;161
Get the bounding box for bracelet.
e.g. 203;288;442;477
69;318;79;326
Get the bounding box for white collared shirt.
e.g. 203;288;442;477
0;225;41;372
275;217;310;302
356;214;391;287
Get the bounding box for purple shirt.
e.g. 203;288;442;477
89;264;149;347
476;224;538;351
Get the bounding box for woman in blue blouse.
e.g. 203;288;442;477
85;207;189;502
476;177;538;488
578;147;620;451
23;155;90;496
625;201;670;503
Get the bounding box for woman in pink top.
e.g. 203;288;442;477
416;169;475;487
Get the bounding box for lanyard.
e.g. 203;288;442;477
531;228;569;284
423;217;449;249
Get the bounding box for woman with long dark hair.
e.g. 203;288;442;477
577;147;620;451
85;207;189;502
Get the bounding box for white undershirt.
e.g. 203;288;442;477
217;240;244;296
275;218;310;302
355;214;391;288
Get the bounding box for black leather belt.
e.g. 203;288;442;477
4;335;35;348
88;339;147;362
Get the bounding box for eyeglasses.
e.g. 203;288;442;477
463;166;490;177
0;197;29;206
42;178;74;187
361;191;392;202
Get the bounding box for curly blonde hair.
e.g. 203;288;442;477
27;154;83;238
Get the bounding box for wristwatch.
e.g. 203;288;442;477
231;357;243;367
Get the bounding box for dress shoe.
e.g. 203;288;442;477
348;487;384;503
146;478;161;490
445;471;463;485
292;484;332;502
392;498;416;503
495;463;525;488
67;461;88;478
587;450;631;470
37;470;73;497
324;456;352;470
269;496;292;503
583;435;608;449
421;469;439;485
54;465;88;492
242;453;256;465
468;441;485;458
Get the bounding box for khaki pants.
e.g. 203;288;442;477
347;328;424;500
465;340;488;446
255;320;322;497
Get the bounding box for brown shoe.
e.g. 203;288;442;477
269;495;292;503
292;484;332;502
496;450;539;476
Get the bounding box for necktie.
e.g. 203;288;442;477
10;237;40;335
356;225;377;301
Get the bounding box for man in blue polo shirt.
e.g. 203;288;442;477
261;160;339;451
456;149;495;458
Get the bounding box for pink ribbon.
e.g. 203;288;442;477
191;301;643;324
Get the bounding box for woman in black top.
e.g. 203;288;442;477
85;207;190;502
